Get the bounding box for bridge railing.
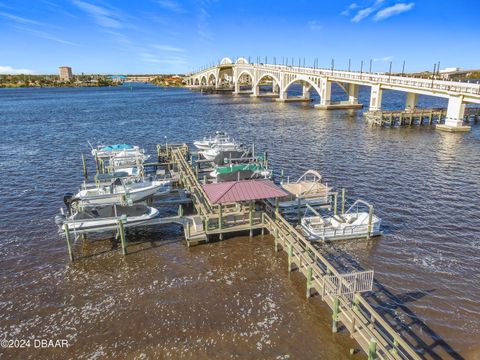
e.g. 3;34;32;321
189;62;480;97
256;64;480;96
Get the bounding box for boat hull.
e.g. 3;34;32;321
76;181;171;205
62;207;159;233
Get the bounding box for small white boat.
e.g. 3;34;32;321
56;204;159;232
200;143;245;161
74;178;171;205
301;200;382;241
193;131;234;150
91;144;140;159
109;149;150;168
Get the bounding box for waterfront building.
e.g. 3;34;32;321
59;66;73;81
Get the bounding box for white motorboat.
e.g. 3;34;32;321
267;170;333;212
91;144;140;159
200;143;245;161
193;131;234;150
74;178;171;205
301;200;382;241
109;149;150;168
56;204;159;233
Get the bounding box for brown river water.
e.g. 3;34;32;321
0;84;479;359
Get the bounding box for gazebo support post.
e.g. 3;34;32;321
218;204;223;240
249;201;253;237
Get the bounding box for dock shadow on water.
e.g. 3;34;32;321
316;243;466;360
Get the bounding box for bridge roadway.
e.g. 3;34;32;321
186;57;480;132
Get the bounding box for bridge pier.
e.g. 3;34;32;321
405;92;418;110
315;81;363;109
275;84;312;102
437;95;471;132
368;84;383;111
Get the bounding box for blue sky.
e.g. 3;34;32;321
0;0;478;75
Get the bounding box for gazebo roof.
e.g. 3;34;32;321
202;180;288;204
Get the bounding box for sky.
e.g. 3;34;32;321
0;0;479;75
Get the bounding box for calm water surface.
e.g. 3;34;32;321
0;84;479;359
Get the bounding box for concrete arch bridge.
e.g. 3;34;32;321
186;57;480;131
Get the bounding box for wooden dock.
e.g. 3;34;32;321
365;107;480;127
63;143;443;359
161;144;423;359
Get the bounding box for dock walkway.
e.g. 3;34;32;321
163;144;421;360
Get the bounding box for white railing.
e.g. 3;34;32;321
190;63;480;97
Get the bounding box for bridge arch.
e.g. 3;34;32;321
236;57;248;65
194;78;200;86
254;73;280;89
208;73;217;86
220;57;233;65
200;75;207;85
282;75;322;102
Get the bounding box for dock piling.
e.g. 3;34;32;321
81;154;88;180
333;192;338;216
341;188;345;215
368;339;377;360
287;244;293;272
306;266;313;298
332;296;339;333
367;205;374;239
274;227;279;252
63;224;74;262
117;218;127;256
218;204;223;240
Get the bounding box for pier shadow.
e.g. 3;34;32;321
70;229;183;260
317;245;465;360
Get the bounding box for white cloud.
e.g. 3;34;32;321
0;65;35;74
72;0;123;28
0;11;45;26
307;20;322;30
351;0;384;22
15;26;79;46
374;2;415;21
151;44;185;52
155;0;185;13
341;3;358;16
140;53;187;65
373;56;393;62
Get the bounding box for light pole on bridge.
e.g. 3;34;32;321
331;58;334;75
369;59;372;73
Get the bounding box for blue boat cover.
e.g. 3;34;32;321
101;144;134;151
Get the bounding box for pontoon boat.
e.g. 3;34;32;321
301;200;382;241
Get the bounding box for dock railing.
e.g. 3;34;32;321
262;211;420;360
166;145;421;359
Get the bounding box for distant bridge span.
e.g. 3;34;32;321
186;57;480;131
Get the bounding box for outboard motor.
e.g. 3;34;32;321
63;192;74;215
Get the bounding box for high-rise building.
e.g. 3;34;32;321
58;66;73;81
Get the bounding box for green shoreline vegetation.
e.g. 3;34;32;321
151;75;185;87
0;74;186;88
0;74;118;88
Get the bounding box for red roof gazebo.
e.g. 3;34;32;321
202;179;288;204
